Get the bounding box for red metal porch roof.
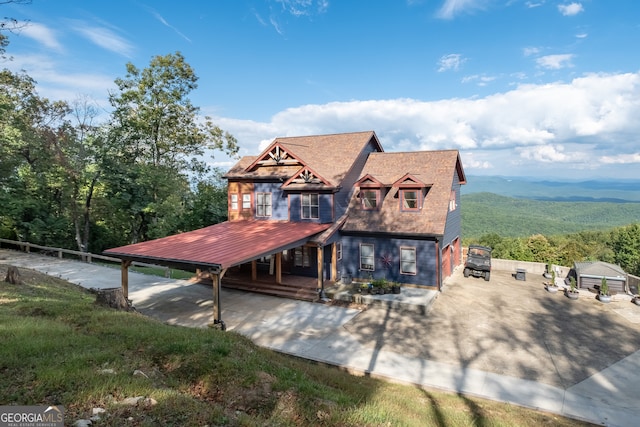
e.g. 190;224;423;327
104;220;331;272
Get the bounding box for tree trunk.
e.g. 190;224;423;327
94;288;134;311
4;266;22;285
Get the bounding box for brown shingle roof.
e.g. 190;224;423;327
224;131;382;188
342;150;465;236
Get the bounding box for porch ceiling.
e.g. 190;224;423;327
104;220;331;273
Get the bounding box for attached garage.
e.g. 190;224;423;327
569;261;628;294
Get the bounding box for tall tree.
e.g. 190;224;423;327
608;223;640;276
106;52;238;243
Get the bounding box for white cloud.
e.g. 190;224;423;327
600;153;640;164
558;2;584;16
518;144;570;162
536;54;574;69
462;74;496;86
436;0;489;19
523;47;540;57
18;22;63;52
4;53;116;110
70;21;134;57
149;10;191;42
208;71;640;178
275;0;330;16
438;53;466;72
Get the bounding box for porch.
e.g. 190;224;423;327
195;267;334;302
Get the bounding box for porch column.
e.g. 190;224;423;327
251;260;257;281
211;268;227;331
331;242;338;281
275;252;282;284
317;245;326;299
121;260;132;298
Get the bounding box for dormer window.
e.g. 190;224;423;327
361;189;379;209
401;190;419;211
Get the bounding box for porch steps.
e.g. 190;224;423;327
221;279;319;302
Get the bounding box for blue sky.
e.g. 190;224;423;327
3;0;640;179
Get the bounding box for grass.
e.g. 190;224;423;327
0;266;594;427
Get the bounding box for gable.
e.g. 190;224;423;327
245;142;304;172
282;165;332;189
392;173;428;188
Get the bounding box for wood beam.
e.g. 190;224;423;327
275;252;282;284
211;268;227;331
317;245;324;290
121;260;132;298
331;242;338;281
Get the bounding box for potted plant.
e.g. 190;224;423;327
565;276;579;300
546;270;559;293
543;263;553;279
632;294;640;306
598;277;611;303
371;278;388;294
390;281;402;294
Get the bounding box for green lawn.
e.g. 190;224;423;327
0;266;594;426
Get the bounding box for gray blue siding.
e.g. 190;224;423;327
443;173;462;246
289;193;334;223
340;235;437;286
254;182;289;220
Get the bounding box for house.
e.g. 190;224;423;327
104;131;466;325
568;261;628;294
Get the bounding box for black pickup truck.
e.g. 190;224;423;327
464;245;492;281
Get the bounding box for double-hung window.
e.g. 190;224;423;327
230;194;238;211
361;189;379;209
400;247;417;275
360;243;374;271
301;193;319;219
256;192;272;217
242;193;251;210
401;190;419;211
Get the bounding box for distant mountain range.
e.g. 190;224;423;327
462;176;640;203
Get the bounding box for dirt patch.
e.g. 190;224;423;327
344;268;640;389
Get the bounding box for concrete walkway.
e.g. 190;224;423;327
1;249;638;427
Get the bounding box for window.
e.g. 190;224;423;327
337;242;342;261
360;243;374;271
449;190;457;211
242;193;251;210
401;190;419;210
294;246;310;267
256;192;272;217
361;189;379;209
301;193;319;219
230;194;238;211
400;247;417;275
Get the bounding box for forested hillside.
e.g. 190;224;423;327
461;193;640;239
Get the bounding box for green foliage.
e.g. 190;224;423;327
608;223;640;278
600;277;609;296
569;276;577;292
0;48;236;251
462;193;640;239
